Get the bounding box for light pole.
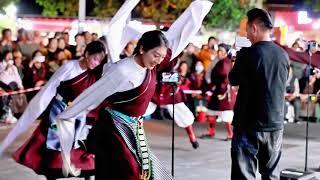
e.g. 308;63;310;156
78;0;86;33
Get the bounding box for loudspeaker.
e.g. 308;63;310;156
280;169;317;180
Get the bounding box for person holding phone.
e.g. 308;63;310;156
0;50;23;124
23;50;48;100
0;50;23;90
197;36;219;73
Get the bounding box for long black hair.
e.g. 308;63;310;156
133;30;168;55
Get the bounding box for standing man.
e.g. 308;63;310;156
229;8;289;180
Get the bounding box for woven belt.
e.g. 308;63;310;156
135;118;151;180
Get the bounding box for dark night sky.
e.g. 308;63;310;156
17;0;95;16
18;0;42;15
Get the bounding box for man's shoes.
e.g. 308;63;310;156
199;134;214;139
191;141;199;149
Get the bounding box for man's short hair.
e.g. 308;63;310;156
247;8;273;30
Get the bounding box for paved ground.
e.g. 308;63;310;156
0;120;320;180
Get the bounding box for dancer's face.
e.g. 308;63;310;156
85;52;105;69
140;46;167;70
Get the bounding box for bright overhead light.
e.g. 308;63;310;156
298;11;312;24
4;3;17;18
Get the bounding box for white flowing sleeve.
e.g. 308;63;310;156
0;62;74;156
105;0;141;63
58;65;129;120
165;0;213;60
56;64;130;177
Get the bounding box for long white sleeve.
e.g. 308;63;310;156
106;0;140;63
0;61;83;156
57;64;131;120
106;0;213;63
165;0;213;60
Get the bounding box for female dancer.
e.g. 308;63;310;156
57;1;212;179
205;43;237;140
11;41;105;180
